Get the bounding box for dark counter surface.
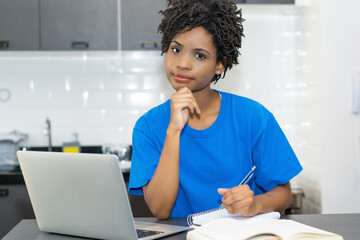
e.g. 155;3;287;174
0;169;130;185
0;146;109;185
3;214;360;240
0;170;25;184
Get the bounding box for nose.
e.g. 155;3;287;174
177;54;192;70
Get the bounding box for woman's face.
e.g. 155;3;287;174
165;26;223;92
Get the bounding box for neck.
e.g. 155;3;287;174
190;87;221;119
187;87;221;129
194;88;217;110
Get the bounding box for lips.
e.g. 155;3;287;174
174;74;193;84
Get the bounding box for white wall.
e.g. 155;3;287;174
321;0;360;213
217;4;323;214
0;3;327;213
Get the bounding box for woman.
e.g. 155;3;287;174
129;0;302;220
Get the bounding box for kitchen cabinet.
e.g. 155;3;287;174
40;0;119;50
0;182;35;239
0;0;40;50
235;0;295;3
120;0;295;50
121;0;166;50
0;0;118;51
1;0;296;51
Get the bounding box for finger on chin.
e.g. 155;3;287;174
217;188;228;195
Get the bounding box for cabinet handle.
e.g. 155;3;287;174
141;41;158;49
0;188;9;197
71;41;89;49
0;41;10;49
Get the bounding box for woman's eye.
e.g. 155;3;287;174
195;53;206;60
171;47;180;54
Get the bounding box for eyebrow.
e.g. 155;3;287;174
172;40;212;56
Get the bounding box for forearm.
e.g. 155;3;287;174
254;182;292;214
142;128;181;219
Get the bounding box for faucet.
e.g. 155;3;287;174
44;118;52;151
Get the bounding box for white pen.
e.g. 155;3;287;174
219;166;256;209
238;166;256;185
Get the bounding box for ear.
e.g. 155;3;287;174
215;62;225;75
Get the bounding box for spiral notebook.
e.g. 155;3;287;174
187;206;280;227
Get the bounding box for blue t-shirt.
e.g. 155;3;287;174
129;90;302;217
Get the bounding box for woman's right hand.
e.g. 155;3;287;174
169;87;200;131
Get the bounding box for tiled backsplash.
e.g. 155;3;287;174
0;51;171;146
0;5;321;213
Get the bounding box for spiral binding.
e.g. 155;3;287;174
187;206;224;227
187;167;256;226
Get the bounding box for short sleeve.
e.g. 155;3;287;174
128;117;161;195
252;114;303;193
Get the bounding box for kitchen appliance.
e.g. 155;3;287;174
0;130;28;171
102;144;132;172
285;188;305;214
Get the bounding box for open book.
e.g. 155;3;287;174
186;218;343;240
187;206;280;226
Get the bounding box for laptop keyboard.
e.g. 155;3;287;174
136;229;164;238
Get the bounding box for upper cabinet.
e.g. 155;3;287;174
235;0;295;3
1;0;296;51
40;0;118;50
0;0;118;51
0;0;40;50
120;0;295;50
121;0;166;51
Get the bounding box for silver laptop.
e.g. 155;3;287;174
17;151;188;240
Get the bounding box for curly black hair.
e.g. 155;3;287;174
158;0;245;83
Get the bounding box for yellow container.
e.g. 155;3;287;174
62;146;80;153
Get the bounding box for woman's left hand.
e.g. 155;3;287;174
217;185;260;217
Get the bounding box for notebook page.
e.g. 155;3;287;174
267;219;343;240
187;218;343;240
187;218;280;240
192;208;280;226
